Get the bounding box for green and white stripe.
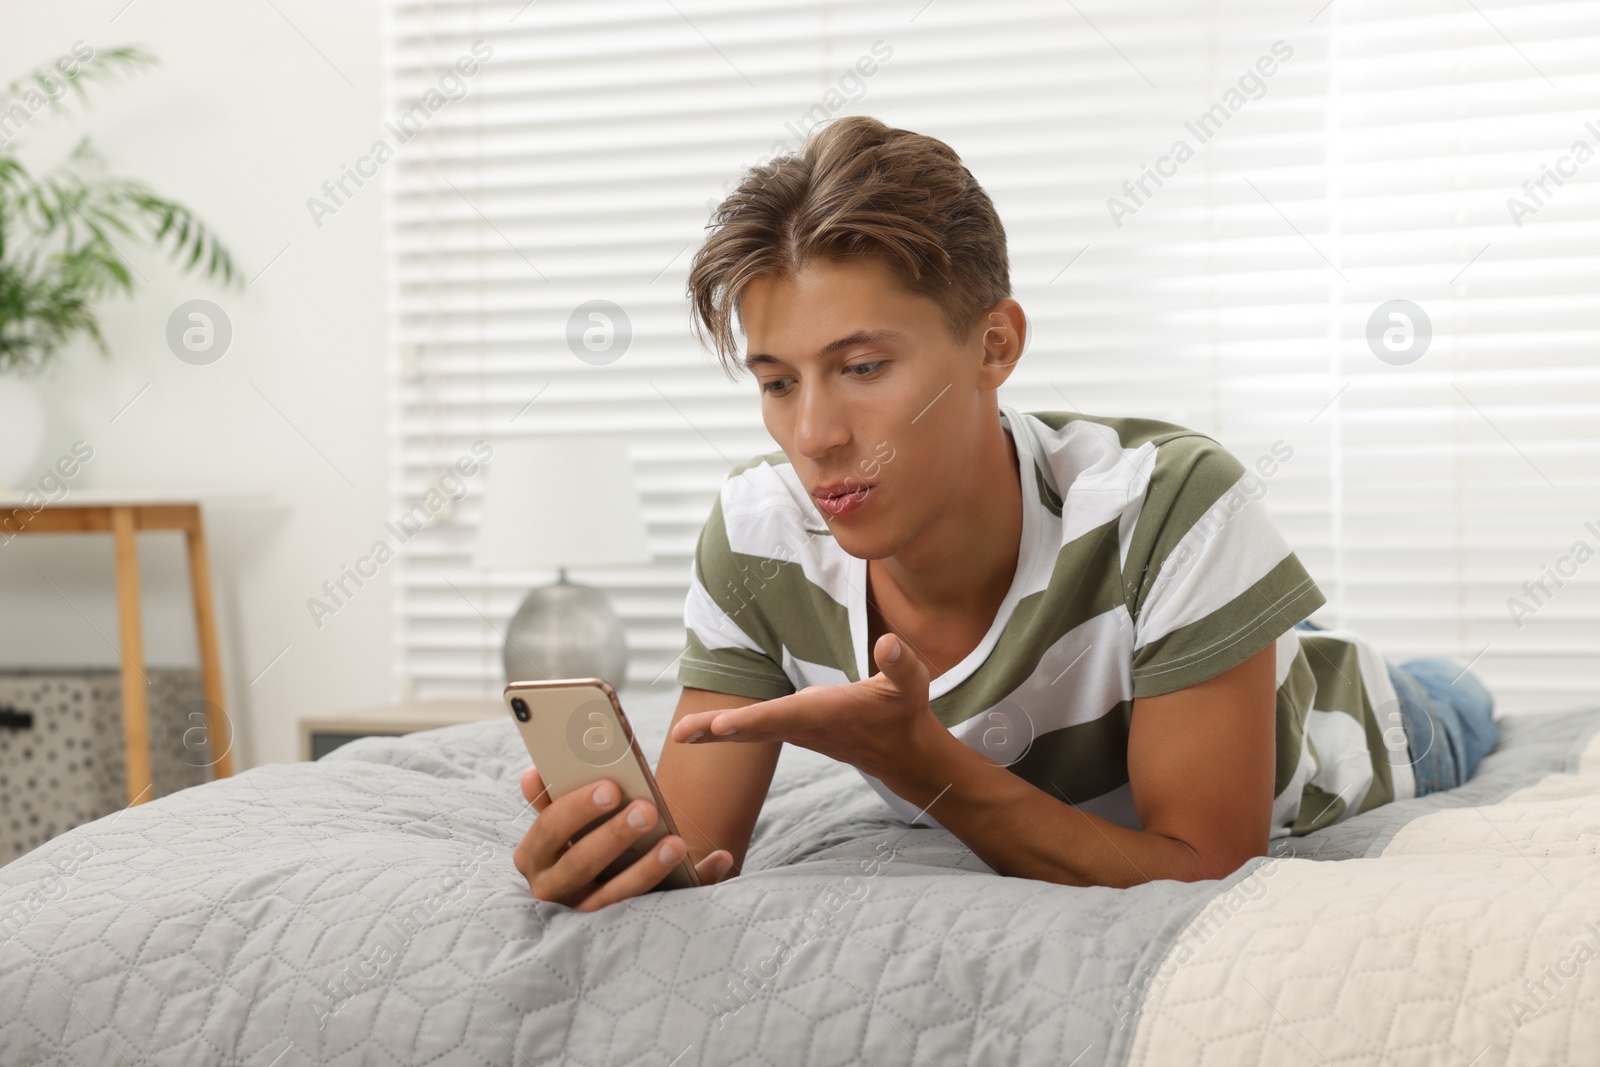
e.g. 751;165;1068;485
680;405;1414;839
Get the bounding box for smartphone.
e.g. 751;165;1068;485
505;678;701;892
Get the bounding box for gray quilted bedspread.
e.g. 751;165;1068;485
2;698;1596;1066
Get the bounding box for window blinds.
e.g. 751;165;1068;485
380;0;1600;713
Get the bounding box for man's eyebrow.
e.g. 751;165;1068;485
743;328;906;371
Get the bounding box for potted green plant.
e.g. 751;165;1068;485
0;43;238;486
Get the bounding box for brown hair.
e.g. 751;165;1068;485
686;115;1011;379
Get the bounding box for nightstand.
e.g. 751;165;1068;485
300;700;503;761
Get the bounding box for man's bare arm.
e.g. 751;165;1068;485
873;641;1278;887
653;686;781;877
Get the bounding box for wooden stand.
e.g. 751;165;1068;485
3;501;236;805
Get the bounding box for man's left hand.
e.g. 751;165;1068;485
668;633;942;781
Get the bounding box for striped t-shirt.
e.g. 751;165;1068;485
678;405;1415;840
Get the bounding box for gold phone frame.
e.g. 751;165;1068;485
504;677;701;891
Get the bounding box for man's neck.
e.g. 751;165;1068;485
872;408;1023;619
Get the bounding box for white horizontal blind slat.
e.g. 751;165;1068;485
381;0;1600;713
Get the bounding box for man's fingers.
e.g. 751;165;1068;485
701;689;835;740
570;834;686;912
875;632;905;669
522;766;551;811
671;708;772;743
669;713;714;744
873;632;929;692
519;779;620;882
671;687;842;744
694;849;736;884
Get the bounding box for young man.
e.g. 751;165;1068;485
511;116;1498;911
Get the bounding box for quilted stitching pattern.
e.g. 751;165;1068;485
0;692;1257;1066
1385;772;1600;859
3;696;1596;1066
1127;730;1600;1066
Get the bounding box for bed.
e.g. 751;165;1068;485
2;690;1598;1066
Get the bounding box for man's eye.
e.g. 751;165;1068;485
761;378;795;395
845;361;883;377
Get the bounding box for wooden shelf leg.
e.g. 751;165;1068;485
111;506;153;807
184;507;235;779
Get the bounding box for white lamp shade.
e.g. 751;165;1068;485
476;438;652;569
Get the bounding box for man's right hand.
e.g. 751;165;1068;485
511;766;735;912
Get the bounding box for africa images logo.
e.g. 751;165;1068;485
305;41;493;229
1106;40;1294;228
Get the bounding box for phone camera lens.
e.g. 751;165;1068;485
511;697;530;722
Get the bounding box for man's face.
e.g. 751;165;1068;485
738;257;1006;561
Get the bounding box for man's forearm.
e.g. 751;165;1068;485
880;718;1220;889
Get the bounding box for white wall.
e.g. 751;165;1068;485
0;1;392;767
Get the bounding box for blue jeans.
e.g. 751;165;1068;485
1293;621;1499;796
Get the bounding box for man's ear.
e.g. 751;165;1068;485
977;299;1027;388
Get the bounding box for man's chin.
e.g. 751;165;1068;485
827;524;900;563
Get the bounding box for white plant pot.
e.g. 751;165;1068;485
0;376;46;489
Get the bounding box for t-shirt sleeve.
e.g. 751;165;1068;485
675;489;797;701
1125;434;1326;699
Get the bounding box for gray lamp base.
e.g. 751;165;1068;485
503;574;628;688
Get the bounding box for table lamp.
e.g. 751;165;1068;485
476;437;652;687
